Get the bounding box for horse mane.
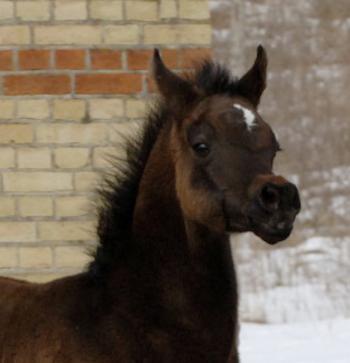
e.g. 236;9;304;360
88;61;240;281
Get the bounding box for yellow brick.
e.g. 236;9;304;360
126;99;146;118
160;0;177;19
0;197;16;217
55;0;87;20
109;121;142;144
38;221;94;241
20;273;69;283
55;196;90;217
53;99;86;121
179;0;210;20
93;146;124;168
3;172;73;192
0;247;17;268
104;25;139;45
0;26;30;45
179;24;212;44
35;25;101;45
55;246;91;268
54;147;90;168
0;222;36;242
0;147;15;168
89;99;123;120
90;0;123;20
36;124;107;144
144;25;177;44
144;24;212;45
74;171;99;191
17;100;50;120
126;1;158;21
0;124;33;144
19;197;53;217
17;148;52;169
17;1;50;21
19;247;52;269
0;1;14;21
0;100;15;119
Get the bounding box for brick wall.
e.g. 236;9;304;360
0;0;212;282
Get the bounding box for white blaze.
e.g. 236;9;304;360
233;104;256;131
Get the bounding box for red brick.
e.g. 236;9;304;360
91;49;121;70
162;49;178;69
146;49;207;94
0;51;13;71
178;48;212;69
147;76;157;94
19;50;50;70
127;50;152;70
56;49;85;70
128;49;178;71
76;73;142;94
4;75;71;95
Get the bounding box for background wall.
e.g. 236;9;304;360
210;0;350;323
2;0;348;325
0;0;211;282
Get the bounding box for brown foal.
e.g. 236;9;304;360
0;46;300;362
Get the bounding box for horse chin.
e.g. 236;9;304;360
252;224;293;245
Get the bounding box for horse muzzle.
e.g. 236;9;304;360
247;176;301;244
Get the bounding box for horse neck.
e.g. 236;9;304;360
132;123;185;249
131;122;236;304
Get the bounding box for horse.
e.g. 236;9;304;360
0;46;300;362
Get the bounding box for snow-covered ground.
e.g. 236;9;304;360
240;319;350;363
233;234;350;323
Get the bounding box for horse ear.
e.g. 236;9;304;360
152;49;197;110
237;45;268;107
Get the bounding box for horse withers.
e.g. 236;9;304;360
0;46;300;362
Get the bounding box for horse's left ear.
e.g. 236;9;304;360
237;45;268;107
152;49;197;112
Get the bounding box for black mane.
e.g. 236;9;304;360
191;60;239;97
88;61;240;280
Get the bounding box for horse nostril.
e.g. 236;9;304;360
259;184;280;211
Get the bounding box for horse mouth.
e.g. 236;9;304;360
249;218;293;245
226;216;250;233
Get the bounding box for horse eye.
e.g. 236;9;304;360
192;143;210;156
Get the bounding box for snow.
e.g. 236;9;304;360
240;319;350;363
234;234;350;323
